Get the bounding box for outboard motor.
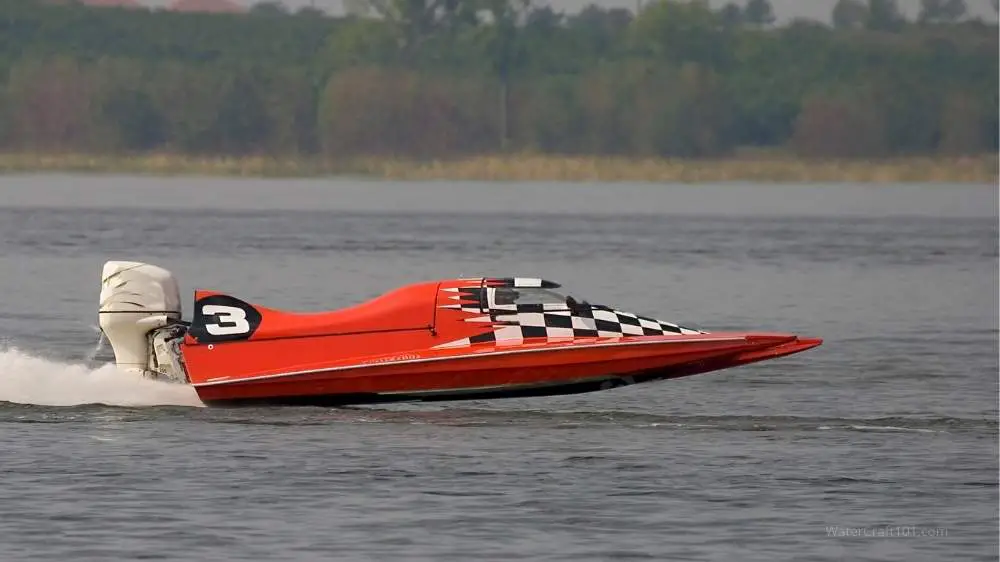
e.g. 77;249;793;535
98;261;189;382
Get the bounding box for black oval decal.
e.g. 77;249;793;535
189;294;262;343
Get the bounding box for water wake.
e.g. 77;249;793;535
0;347;204;408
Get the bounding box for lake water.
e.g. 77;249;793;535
0;175;997;561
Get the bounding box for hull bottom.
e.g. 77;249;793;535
199;371;658;407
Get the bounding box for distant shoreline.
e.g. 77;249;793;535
0;152;995;184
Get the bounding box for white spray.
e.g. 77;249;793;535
0;345;204;408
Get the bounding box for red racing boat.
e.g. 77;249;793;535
97;261;822;406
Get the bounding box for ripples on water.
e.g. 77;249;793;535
3;210;997;266
0;178;996;562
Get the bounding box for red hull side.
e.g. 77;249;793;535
186;334;821;405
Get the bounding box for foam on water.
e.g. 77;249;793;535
0;347;204;407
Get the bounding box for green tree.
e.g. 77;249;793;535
867;0;905;31
719;3;744;27
101;88;167;151
510;75;586;153
476;0;535;149
564;5;633;63
918;0;967;23
790;93;889;157
4;57;99;151
938;91;989;154
343;0;370;16
636;63;736;157
295;5;326;17
355;0;484;60
249;1;289;16
321;17;399;70
832;0;868;29
744;0;775;27
629;0;731;68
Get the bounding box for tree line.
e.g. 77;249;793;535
0;0;996;160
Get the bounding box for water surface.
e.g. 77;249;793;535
1;176;996;561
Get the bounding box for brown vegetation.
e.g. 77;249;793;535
0;152;994;184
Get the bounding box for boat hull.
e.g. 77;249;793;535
189;333;822;407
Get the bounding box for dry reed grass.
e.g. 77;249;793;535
0;152;995;183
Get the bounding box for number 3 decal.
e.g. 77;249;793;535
202;305;251;335
189;294;262;343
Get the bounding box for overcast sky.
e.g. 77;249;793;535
141;0;999;22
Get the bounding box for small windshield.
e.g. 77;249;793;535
494;287;570;306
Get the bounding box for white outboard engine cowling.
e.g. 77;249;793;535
98;261;188;382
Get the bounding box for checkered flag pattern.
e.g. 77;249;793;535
435;293;704;349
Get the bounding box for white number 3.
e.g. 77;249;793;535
202;305;251;336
